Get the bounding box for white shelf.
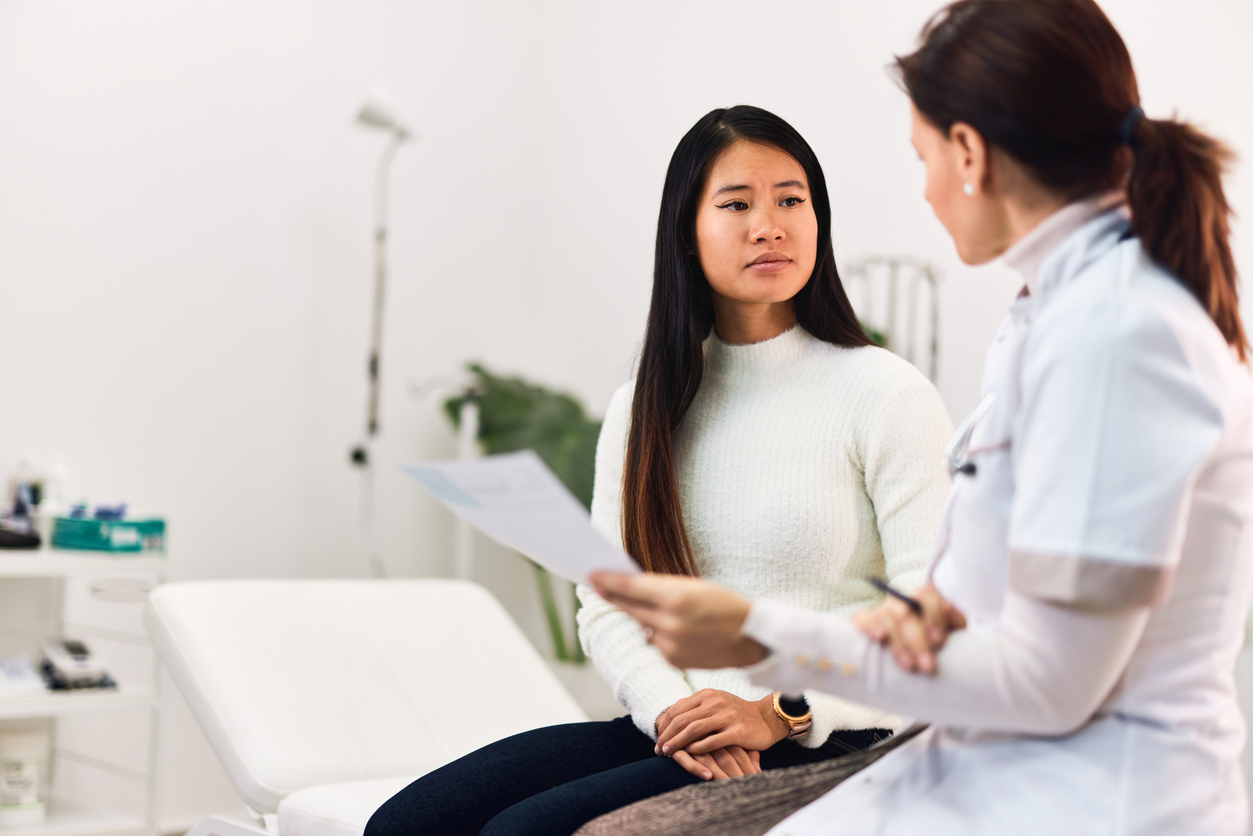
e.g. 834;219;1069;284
0;690;157;720
0;798;145;836
0;545;164;836
0;551;166;577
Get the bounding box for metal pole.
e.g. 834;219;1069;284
366;134;403;442
353;132;405;579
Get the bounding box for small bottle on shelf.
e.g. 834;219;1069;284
0;719;49;829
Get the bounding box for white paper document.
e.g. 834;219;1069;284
403;450;640;585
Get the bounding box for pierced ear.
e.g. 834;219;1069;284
949;122;989;188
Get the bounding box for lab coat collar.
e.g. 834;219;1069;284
1002;191;1129;298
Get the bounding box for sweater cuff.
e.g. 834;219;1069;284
800;692;900;747
626;680;695;740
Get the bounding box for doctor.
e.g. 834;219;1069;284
590;0;1253;833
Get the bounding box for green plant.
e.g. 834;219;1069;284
860;321;888;348
444;363;602;664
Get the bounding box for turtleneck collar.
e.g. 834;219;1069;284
704;324;816;385
1002;190;1127;295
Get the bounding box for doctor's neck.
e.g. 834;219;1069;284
979;149;1077;261
1000;185;1071;253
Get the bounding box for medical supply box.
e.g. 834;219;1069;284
51;516;165;554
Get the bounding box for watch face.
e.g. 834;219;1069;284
778;696;810;719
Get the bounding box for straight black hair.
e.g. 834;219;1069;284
622;105;872;576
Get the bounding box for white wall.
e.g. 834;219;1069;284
0;0;1249;827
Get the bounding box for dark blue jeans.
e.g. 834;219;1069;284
364;717;889;836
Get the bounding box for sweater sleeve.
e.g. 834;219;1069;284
800;369;953;745
576;383;695;739
861;372;954;593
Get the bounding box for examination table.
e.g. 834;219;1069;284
145;579;588;836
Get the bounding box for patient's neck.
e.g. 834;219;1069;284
712;297;797;345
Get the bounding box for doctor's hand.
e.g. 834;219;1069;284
852;583;966;674
590;572;767;670
655;690;788;757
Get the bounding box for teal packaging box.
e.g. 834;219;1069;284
52;517;166;553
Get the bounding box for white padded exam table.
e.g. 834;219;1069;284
145;579;588;836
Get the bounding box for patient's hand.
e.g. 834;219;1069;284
655;689;788;758
853;583;966;674
671;745;760;780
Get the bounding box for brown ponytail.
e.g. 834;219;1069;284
1127;119;1245;360
897;0;1246;361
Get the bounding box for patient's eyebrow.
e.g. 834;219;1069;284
712;180;807;197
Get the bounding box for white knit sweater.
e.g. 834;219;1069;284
575;325;954;746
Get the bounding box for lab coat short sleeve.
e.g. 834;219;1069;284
1007;297;1225;606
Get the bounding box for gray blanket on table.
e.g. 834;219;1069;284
575;724;927;836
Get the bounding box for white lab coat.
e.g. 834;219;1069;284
744;200;1253;835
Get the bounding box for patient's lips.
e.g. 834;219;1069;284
747;251;792;273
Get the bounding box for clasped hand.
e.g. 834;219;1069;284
653;689;788;781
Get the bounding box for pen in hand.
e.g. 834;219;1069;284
867;577;924;617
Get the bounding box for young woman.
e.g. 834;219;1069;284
363;106;952;836
589;2;1253;835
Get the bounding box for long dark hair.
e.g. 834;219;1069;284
896;0;1246;361
622;105;872;576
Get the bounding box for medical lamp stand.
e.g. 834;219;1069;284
350;103;411;579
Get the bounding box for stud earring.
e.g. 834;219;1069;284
963;183;975;196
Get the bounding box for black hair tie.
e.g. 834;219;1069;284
1117;105;1145;147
